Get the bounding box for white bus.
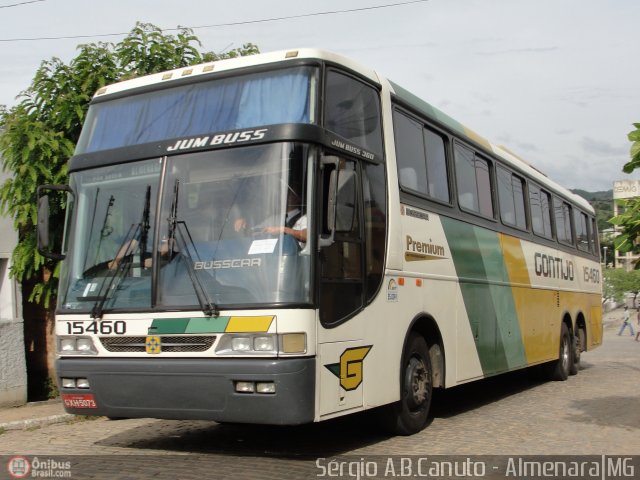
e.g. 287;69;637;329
38;49;602;435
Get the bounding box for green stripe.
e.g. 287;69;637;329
442;218;527;375
150;317;230;334
185;317;230;333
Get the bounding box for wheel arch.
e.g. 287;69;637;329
561;311;573;334
405;314;446;389
575;311;588;351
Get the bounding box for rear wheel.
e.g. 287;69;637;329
569;327;585;375
379;333;433;435
550;323;571;381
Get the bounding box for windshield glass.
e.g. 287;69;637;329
59;159;162;311
59;143;312;313
76;66;317;154
157;143;311;308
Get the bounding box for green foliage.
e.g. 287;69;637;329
622;123;640;174
609;123;640;267
45;376;59;400
0;22;258;307
603;268;640;302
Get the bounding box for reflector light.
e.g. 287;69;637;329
256;382;276;394
235;381;255;393
76;378;91;389
61;378;75;389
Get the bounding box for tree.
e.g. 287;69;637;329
0;22;258;307
603;268;640;305
609;123;640;265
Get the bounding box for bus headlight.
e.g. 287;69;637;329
60;338;77;352
216;333;306;355
254;336;276;351
217;334;278;355
58;337;98;355
231;337;252;352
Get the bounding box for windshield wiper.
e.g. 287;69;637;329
90;222;140;319
168;179;220;317
89;186;152;319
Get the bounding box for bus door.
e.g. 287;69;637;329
316;157;369;416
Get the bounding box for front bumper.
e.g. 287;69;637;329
56;356;315;425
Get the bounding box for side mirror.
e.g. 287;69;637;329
37;184;73;261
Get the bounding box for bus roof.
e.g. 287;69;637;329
91;48;593;214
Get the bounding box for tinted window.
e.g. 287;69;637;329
529;184;553;239
363;162;387;302
77;67;316;154
575;210;589;252
325;71;383;155
424;128;449;202
554;197;573;245
455;144;478;211
393;111;428;194
393;110;449;202
590;218;598;254
497;166;527;230
455;143;493;218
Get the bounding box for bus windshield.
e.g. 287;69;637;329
76;66;316;154
59;143;312;313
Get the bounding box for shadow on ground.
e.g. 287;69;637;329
96;367;552;458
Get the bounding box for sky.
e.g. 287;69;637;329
0;0;638;192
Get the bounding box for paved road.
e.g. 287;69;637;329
0;320;638;479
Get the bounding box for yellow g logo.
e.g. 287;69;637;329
325;346;372;391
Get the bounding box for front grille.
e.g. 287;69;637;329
100;336;216;353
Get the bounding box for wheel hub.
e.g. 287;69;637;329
406;357;428;409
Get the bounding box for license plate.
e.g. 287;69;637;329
62;393;97;409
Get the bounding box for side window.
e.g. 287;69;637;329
325;70;383;156
362;162;387;303
319;157;364;326
424;128;449;203
497;166;527;230
553;197;573;245
393;111;428;195
590;217;598;254
529;184;553;239
575;210;590;252
454;143;494;218
393;109;450;202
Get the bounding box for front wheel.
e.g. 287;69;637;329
379;333;433;435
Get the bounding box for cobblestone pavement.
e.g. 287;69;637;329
0;313;638;479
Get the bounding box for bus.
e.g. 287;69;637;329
38;49;602;435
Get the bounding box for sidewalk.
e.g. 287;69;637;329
0;399;73;431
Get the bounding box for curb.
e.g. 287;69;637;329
0;413;75;431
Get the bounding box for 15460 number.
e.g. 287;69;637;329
65;320;126;335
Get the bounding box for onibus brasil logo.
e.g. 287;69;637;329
7;456;72;479
324;346;372;391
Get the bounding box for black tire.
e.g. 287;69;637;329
550;323;571;381
379;333;433;435
569;327;586;376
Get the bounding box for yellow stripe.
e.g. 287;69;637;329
225;316;275;333
499;234;530;286
463;127;492;151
